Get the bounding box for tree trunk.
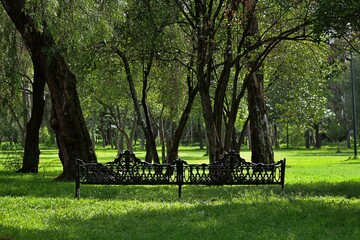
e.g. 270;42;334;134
215;5;241;152
247;71;274;164
159;119;166;163
314;123;321;148
238;117;250;152
2;0;97;180
346;130;351;149
305;129;311;149
18;58;45;173
244;0;274;164
224;58;249;152
115;49;159;163
166;85;198;163
195;1;223;162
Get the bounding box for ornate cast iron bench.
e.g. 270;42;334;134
75;150;286;198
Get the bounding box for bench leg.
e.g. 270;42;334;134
178;184;182;198
281;183;285;196
75;181;80;199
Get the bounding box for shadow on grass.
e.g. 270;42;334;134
1;187;360;240
286;181;360;198
78;181;360;201
341;159;360;164
0;171;74;199
294;151;353;157
1;170;360;201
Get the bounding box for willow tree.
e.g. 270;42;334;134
1;0;97;180
0;9;43;173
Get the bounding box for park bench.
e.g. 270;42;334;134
75;150;286;198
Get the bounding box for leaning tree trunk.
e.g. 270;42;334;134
2;0;97;180
166;84;198;163
18;58;45;173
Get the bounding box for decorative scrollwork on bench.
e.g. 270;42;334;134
75;150;286;198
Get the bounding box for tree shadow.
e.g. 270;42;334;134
1;170;360;200
286;181;360;199
1;191;360;240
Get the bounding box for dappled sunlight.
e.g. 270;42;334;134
1;147;360;239
1;189;359;240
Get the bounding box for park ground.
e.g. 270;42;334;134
0;145;360;239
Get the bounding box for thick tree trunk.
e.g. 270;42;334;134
18;59;45;173
2;0;97;180
247;71;274;164
243;0;274;164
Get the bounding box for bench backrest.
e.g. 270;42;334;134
76;150;285;186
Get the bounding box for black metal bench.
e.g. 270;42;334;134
75;150;286;198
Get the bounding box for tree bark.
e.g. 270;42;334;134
18;58;45;173
247;71;274;163
2;0;97;180
141;61;160;164
244;0;274;164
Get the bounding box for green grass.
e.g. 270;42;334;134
1;145;360;239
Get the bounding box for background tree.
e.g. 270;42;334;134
173;0;317;163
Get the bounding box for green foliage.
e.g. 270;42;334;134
0;7;32;145
351;52;360;135
0;143;23;171
313;0;360;38
266;41;331;127
2;0;360;152
39;126;55;146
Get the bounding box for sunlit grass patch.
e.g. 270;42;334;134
1;145;360;239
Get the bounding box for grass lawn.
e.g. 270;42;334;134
0;145;360;239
